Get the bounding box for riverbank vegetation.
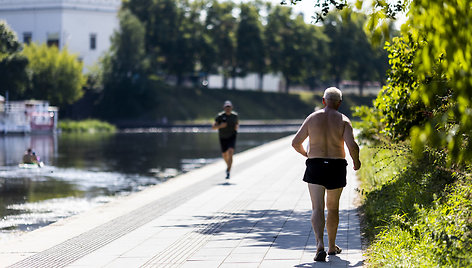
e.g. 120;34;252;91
357;146;471;267
308;0;472;266
66;85;375;127
59;119;116;133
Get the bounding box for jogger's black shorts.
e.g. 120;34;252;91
303;158;348;190
219;135;236;153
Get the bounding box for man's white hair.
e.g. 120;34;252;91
323;87;342;101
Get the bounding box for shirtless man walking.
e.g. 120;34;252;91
292;87;361;262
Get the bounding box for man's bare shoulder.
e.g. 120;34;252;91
340;113;354;130
341;113;352;124
311;108;326;116
303;109;324;122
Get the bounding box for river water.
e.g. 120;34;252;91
0;126;296;240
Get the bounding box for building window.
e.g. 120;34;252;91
47;39;60;47
23;32;32;44
47;32;60;47
90;33;97;50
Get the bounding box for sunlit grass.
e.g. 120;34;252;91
358;146;472;267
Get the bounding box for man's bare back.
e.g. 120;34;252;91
292;99;360;170
299;107;349;158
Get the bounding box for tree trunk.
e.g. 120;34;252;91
176;73;183;87
231;67;237;90
223;75;228;89
285;77;290;93
335;74;341;88
258;73;264;91
232;75;236;90
359;80;365;96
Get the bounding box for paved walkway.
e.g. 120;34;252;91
0;135;363;268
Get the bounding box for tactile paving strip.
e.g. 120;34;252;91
141;198;253;267
8;174;219;268
142;156;304;267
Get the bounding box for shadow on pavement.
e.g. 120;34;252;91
168;208;362;251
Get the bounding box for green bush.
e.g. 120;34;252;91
59;119;116;133
366;180;472;267
359;146;472;267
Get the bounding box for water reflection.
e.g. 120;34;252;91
0;134;57;166
0;129;294;239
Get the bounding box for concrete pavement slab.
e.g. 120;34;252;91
1;135;364;268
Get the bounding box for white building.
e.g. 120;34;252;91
0;0;121;71
207;73;283;92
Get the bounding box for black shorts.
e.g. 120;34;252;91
219;135;236;152
303;158;348;190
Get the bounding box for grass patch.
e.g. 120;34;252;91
366;180;472;267
85;85;376;125
95;86;315;122
358;146;472;267
59;119;116;133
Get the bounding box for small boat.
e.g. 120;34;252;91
18;162;44;169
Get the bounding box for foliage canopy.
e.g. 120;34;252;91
0;20;29;96
22;43;86;107
115;0;387;93
337;0;472;163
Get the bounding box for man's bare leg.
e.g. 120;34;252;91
326;187;343;253
223;148;234;171
222;152;228;168
222;148;234;178
308;184;326;252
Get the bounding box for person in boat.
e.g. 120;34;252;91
33;152;40;162
22;148;39;164
212;100;239;179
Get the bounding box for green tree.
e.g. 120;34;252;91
406;0;472;163
147;0;180;79
349;12;389;95
205;0;237;89
124;0;180;79
287;15;315;91
265;5;289;92
197;0;218;84
22;43;85;107
356;36;431;142
299;21;328;91
318;0;472;162
0;20;29;98
125;0;206;86
236;2;266;90
170;0;203;86
122;0;153;22
265;5;307;93
100;9;150;118
322;9;357;87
